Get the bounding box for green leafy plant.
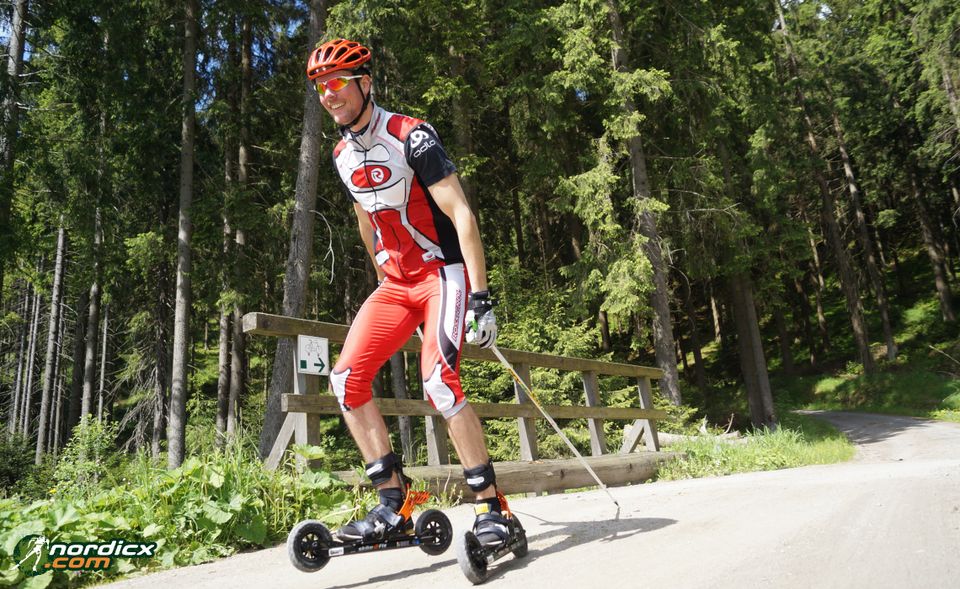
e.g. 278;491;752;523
0;441;355;588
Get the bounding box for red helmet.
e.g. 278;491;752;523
306;39;371;80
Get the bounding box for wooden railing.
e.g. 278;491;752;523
244;312;675;494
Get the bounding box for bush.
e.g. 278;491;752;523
0;434;34;494
53;417;122;500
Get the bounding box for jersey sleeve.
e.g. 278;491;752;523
404;123;457;186
332;151;356;203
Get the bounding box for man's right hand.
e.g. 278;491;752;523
466;290;498;349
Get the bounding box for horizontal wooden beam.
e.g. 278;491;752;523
333;452;681;496
282;394;669;421
244;312;663;379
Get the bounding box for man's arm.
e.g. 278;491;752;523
428;173;488;291
354;202;385;282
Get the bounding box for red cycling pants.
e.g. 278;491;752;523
330;263;469;418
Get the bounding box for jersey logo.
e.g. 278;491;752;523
351;165;393;189
410;128;437;158
409;129;430;148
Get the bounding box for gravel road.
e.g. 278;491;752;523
101;411;960;589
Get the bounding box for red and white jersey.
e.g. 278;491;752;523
333;105;463;282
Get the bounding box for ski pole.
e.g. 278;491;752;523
489;343;620;509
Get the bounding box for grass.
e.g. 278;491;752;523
656;412;855;481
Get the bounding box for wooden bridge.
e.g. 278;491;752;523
244;312;677;496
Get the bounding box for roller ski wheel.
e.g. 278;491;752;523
510;515;528;558
287;519;333;572
415;508;453;555
456;492;529;584
457;529;489;584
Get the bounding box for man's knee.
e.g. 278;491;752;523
423;364;466;418
330;367;373;411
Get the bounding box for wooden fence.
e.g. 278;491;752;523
244;312;677;495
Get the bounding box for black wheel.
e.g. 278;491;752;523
287;519;333;572
510;515;528;558
456;530;488;584
415;509;453;556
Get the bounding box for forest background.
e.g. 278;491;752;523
0;0;959;586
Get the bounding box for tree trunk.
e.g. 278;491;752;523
167;0;199;469
21;283;42;436
152;288;170;460
259;0;327;458
81;208;103;418
7;284;30;436
708;282;722;342
227;11;253;441
35;222;66;462
676;329;689;373
606;0;681;405
598;309;612;352
940;54;960;136
390;351;415;462
216;303;231;447
227;307;245;438
791;276;818;368
913;174;956;322
803;217;831;352
774;1;874;373
511;189;525;266
216;15;237;449
832;111;896;360
52;373;64;457
0;0;29;293
97;304;108;421
771;304;796;376
729;273;776;429
819;179;876;372
66;290;89;439
951;180;960;275
680;280;708;392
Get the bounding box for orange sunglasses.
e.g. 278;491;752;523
315;75;363;95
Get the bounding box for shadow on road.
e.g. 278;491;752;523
472;513;677;583
324;515;676;588
325;557;460;589
801;410;930;448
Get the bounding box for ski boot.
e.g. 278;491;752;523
286;453;453;572
456;491;528;584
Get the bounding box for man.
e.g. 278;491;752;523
305;39;509;547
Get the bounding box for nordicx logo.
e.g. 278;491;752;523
12;534;157;577
352;165;392;189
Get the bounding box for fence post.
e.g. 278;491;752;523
513;362;538;461
581;371;606;456
424;393;450;467
390;351;415;463
620;376;661;453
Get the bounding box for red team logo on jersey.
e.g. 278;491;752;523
351;165;392;189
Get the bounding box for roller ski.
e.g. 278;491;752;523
286;452;453;572
456;491;528;584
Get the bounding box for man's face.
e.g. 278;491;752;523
316;71;370;127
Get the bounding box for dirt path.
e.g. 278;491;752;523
102;412;960;589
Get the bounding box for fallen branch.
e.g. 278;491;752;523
658;432;747;446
